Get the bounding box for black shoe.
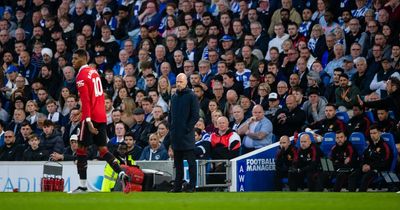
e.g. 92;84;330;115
182;182;195;193
168;188;182;193
183;187;195;193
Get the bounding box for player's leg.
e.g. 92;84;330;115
93;122;129;182
76;145;89;190
69;123;91;193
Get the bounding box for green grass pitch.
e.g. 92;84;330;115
0;192;399;210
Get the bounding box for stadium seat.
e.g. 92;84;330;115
381;133;398;172
349;132;367;156
320;132;336;157
336;112;349;123
365;111;375;124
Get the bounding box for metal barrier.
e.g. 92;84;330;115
135;160;232;189
197;159;232;189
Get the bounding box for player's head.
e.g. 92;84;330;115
72;49;88;70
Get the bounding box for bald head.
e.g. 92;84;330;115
176;73;188;91
252;104;265;120
285;95;297;111
299;133;311;149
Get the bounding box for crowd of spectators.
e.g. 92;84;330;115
0;0;399;188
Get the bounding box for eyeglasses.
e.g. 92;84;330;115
351;48;361;51
5;136;13;138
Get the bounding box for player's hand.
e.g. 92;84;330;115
87;121;99;135
362;164;370;172
344;157;350;165
357;95;364;106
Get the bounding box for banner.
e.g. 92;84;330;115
0;161;105;192
230;142;280;192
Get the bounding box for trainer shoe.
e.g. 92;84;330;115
68;186;88;194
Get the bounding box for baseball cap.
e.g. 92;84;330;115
220;35;234;42
103;7;112;14
343;56;353;63
6;65;19;74
70;134;78;141
268;92;278;101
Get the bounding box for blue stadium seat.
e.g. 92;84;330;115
365;111;375;124
295;132;315;148
320;132;336;157
336;111;349;123
381;133;398;172
349;132;367;156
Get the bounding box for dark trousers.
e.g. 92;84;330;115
288;170;323;191
333;172;350;192
173;149;196;189
274;170;288;191
348;169;378;192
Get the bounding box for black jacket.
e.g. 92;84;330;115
168;88;200;151
362;138;392;171
39;130;64;154
330;141;358;170
293;144;322;173
364;89;400;122
276;144;298;173
22;146;49;161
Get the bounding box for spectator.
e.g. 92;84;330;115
107;122;128;154
22;133;49;161
265;92;282;120
0;130;18;161
358;76;400;122
273;95;306;138
370;57;400;98
124;132;143;164
62;107;81;147
238;105;274;154
335;73;360;113
39;120;64;155
302;88;327;125
210;116;241;160
130;107;151;148
139;133;168;161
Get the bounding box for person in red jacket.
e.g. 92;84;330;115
69;49;129;193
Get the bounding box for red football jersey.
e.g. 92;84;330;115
76;65;107;123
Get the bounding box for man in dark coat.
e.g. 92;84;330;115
168;73;200;192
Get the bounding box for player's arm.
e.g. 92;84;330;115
77;78;98;134
77;78;91;122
